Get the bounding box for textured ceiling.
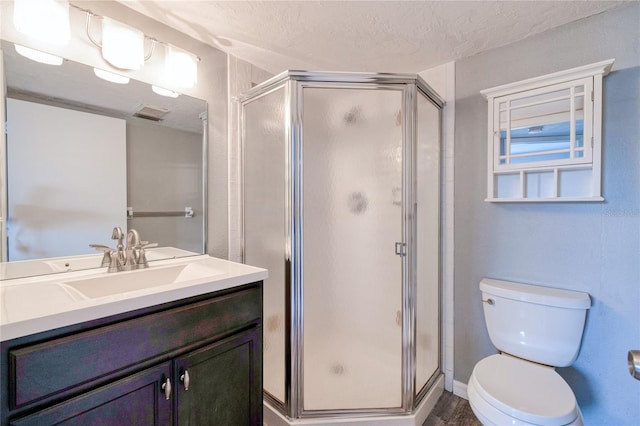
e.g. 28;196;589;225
116;1;627;74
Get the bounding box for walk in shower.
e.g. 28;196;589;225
240;71;443;424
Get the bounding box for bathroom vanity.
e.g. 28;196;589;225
0;255;267;425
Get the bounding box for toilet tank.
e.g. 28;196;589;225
480;278;591;367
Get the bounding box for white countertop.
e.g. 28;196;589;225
0;255;267;342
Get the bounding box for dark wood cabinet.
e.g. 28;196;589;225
10;362;173;426
1;282;263;426
175;328;262;426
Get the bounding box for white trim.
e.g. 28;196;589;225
486;81;495;199
226;54;239;261
485;196;604;203
453;380;469;400
591;73;604;198
442;61;455;393
480;59;614;99
0;48;6;262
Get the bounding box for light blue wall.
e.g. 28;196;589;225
454;3;640;424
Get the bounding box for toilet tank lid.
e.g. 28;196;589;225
480;278;591;309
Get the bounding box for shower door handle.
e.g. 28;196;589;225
395;242;406;257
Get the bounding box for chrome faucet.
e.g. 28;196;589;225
90;227;155;273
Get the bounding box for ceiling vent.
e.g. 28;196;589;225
134;104;169;121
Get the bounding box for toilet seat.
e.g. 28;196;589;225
469;354;579;425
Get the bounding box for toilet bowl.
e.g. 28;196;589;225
467;279;591;426
468;354;583;425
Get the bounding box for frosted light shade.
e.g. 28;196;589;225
94;68;130;84
152;86;180;98
101;17;144;70
165;45;198;88
13;0;70;46
15;44;63;66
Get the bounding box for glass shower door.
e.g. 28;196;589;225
301;86;404;411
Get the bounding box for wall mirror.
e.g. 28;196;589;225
0;39;207;280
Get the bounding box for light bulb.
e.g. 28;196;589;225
13;0;70;47
165;45;198;88
101;17;144;70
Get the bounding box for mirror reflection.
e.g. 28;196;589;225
497;83;588;167
1;40;207;280
500;120;584;164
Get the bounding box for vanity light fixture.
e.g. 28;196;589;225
152;85;180;98
14;2;199;88
93;68;130;85
13;0;71;47
14;44;63;66
164;45;199;88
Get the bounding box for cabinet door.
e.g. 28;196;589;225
10;362;173;426
175;328;262;426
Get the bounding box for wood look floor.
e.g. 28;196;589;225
423;392;482;426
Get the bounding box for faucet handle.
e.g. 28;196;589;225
136;242;158;268
108;250;124;273
89;244;113;267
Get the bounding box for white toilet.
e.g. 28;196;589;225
467;278;591;426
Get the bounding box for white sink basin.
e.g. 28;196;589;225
1;282;87;323
63;260;225;299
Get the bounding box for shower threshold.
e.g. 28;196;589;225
263;374;444;426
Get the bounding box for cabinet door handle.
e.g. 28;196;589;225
161;378;172;400
181;370;190;391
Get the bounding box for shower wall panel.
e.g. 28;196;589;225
243;87;287;404
415;92;441;394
